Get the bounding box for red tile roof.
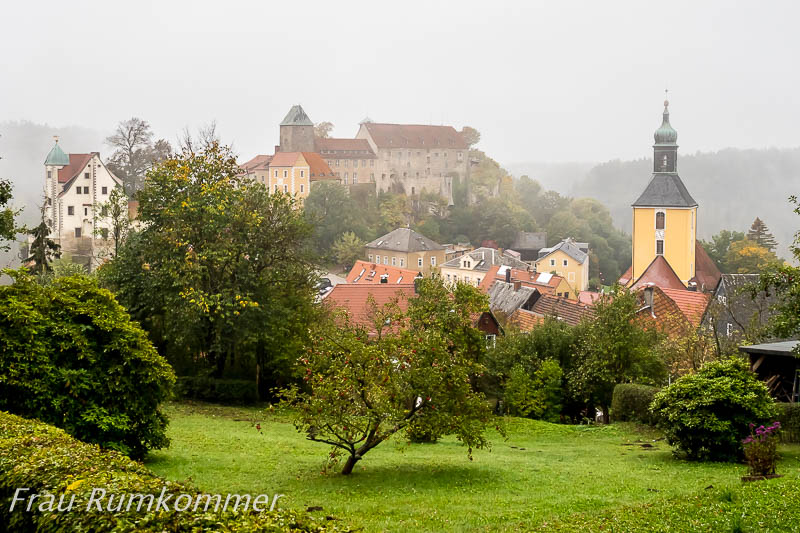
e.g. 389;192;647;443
480;267;566;297
346;261;421;285
578;291;602;305
635;286;690;335
631;255;686;291
325;284;416;331
363;123;468;150
660;287;710;328
301;152;336;179
692;242;722;292
618;265;633;286
315;137;376;156
58;153;93;184
240;154;271;172
269;152;302;167
529;294;595;326
508;308;544;332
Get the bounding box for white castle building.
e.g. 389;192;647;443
42;138;123;267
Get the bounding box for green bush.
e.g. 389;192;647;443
650;358;777;461
611;384;660;425
0;270;175;458
776;402;800;443
504;360;563;422
0;411;344;532
176;376;259;404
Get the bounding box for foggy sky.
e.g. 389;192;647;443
2;0;799;165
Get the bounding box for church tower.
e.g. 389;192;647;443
278;105;315;152
631;99;698;286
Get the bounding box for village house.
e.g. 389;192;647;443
325;282;502;341
533;238;590;292
41;138;124;268
346;260;422;285
479;266;576;299
364;227;445;275
439;247;529;288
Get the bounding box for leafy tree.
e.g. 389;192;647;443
700;229;746;270
331;231;365;268
0;269;175;458
304;180;369;257
24;208;60;273
460;126;481;147
724;239;782;274
94;185;130;257
284;277;496;475
0;178;19;252
570;287;664;422
758;196;800;342
37;258;87;285
651;358;776;461
504;360;563;421
378;193;410;234
747;217;779;252
101;144;317;389
314;121;334;139
106;117;172;195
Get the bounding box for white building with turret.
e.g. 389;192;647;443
43;138;123;268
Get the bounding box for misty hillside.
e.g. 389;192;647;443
506;161;594;195
568;148;800;261
0;121;107;267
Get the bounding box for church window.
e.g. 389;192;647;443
283;170;288;178
656;239;664;255
67;206;74;215
300;170;304;177
300;184;304;193
284;184;288;193
274;170;278;177
656;211;665;230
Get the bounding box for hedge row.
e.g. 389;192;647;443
611;384;660;425
0;411;346;532
777;402;800;443
175;376;259;404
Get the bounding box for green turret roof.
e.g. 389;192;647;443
280;105;313;126
654;100;678;145
44;140;70;166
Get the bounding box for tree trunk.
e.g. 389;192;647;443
341;454;359;475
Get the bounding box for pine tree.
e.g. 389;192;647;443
24;208;60;273
746;217;778;252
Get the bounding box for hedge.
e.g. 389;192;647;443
176;376;259;404
0;411;347;532
611;384;660;425
777;402;800;443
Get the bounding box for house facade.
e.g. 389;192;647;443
42;139;123;268
439;247;529;288
355;122;469;204
533;238;589;293
364;227;445;275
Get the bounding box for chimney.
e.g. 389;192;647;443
513;280;521;292
505;268;511;283
643;286;655;317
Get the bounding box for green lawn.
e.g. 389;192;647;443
146;402;800;532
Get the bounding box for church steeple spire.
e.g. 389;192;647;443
653;97;678;172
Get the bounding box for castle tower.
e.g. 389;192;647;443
631;99;698;286
44;136;70;236
278;105;315;152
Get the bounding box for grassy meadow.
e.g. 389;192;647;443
146;402;800;532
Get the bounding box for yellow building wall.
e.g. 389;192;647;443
534;249;588;292
632;207;696;284
365;248;445;275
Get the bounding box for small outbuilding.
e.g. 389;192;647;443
739;340;799;403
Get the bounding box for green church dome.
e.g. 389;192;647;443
45;140;70;166
654;100;678;145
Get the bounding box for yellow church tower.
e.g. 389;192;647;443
631;99;698;287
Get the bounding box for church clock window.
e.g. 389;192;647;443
656;239;664;256
656;211;665;230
